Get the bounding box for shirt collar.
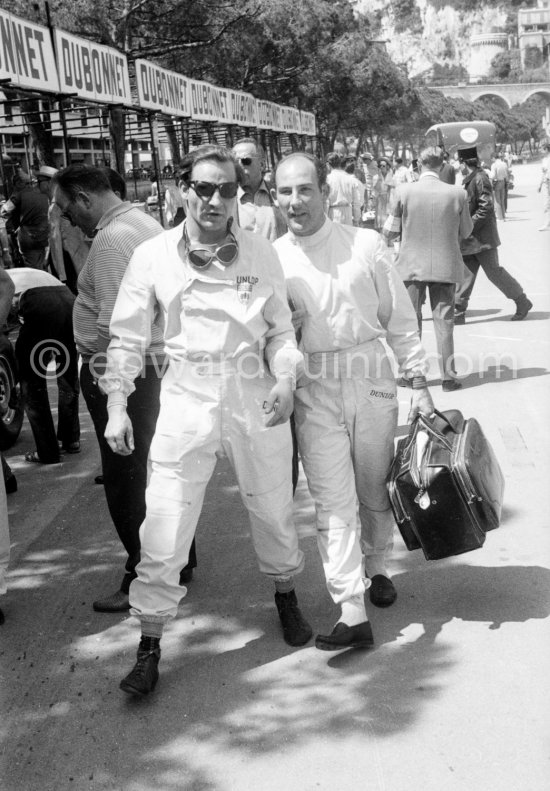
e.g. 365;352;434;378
237;180;271;202
94;200;134;233
419;171;439;180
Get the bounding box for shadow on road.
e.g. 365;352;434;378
460;308;500;318
2;446;550;791
447;364;548;390
461;311;550;324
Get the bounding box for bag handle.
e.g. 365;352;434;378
418;408;464;435
404;409;460;455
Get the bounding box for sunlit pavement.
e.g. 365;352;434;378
1;163;549;791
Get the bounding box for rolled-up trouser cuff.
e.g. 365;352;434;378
131;611;173;626
263;557;305;583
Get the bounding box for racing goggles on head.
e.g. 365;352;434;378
182;222;239;271
189;180;238;200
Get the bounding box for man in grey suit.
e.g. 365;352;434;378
384;146;473;391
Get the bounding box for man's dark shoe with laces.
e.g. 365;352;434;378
315;621;374;651
511;294;533;321
120;637;161;696
274;590;313;646
369;575;397;607
93;589;130;612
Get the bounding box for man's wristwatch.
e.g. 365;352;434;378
402;373;428;389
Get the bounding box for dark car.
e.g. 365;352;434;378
0;329;23;450
126;168;146;180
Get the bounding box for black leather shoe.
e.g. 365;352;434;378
5;473;17;494
369;575;397;607
454;312;466;325
179;567;193;585
442;379;462;392
120;638;160;697
93;590;130;612
62;441;81;454
274;590;313;646
511;295;533;321
315;621;374;651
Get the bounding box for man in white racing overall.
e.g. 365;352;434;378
102;146;312;697
273;152;435;650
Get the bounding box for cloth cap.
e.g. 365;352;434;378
37;165;58;179
360;152;373;160
457;146;478;161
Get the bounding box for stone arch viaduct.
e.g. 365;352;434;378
433;82;550;109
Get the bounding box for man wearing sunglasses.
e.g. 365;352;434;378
232;138;286;241
101;145;312;697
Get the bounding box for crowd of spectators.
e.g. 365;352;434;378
0;140;540;691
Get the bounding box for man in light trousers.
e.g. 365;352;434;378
273;153;435;651
101;146;312;697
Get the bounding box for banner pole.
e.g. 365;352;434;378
148;112;164;227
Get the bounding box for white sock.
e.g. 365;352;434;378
339;594;367;627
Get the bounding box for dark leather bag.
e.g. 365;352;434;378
387;409;505;560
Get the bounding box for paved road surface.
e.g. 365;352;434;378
1;162;549;791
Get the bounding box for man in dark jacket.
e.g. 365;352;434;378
1;172;50;269
454;146;532;323
439;151;456;185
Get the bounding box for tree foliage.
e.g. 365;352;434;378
1;0;547;161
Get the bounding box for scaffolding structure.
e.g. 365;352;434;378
0;6;318;207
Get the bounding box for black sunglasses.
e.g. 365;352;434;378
237;157;256;166
189;180;238;200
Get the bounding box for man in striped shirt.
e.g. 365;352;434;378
52;165;196;613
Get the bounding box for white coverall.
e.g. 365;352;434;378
100;224;304;623
326;169;363;226
274;219;428;603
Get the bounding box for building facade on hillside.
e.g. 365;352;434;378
518;0;550;69
467;0;549;83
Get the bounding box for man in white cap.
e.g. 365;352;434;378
34;165;69;282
